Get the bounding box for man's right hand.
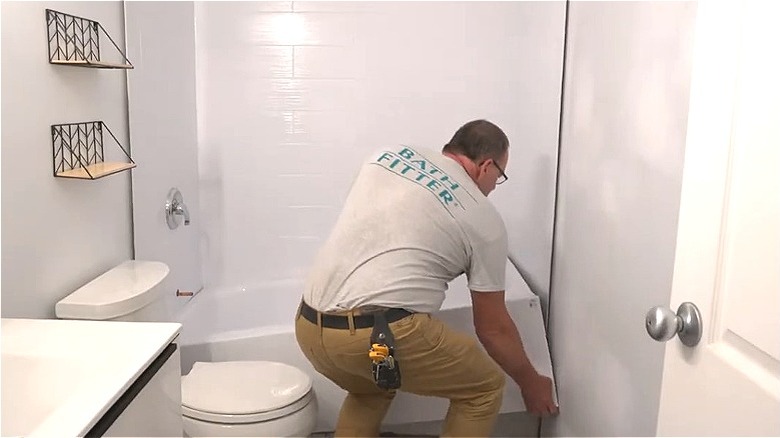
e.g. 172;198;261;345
520;371;558;416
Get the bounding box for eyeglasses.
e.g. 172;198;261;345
492;161;508;185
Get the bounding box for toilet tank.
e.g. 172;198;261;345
55;260;170;322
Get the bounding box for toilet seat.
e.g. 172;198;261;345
181;360;313;424
182;390;314;424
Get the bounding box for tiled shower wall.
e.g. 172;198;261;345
195;1;566;297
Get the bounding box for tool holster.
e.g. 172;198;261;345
368;311;402;390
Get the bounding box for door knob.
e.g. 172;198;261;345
165;188;191;230
645;302;702;347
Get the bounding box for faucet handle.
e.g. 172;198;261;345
165;188;191;229
173;201;191;226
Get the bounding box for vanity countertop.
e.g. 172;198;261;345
1;318;181;437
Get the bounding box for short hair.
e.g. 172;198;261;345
442;119;509;162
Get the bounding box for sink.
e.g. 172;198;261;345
1;318;180;437
2;354;91;436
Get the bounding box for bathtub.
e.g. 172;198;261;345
175;259;555;431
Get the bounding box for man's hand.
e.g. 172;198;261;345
519;371;558;416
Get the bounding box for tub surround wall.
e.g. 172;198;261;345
125;1;203;320
194;2;566;311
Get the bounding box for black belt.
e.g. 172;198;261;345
299;300;413;329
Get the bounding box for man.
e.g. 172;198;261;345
296;120;557;437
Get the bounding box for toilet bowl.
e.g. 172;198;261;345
55;260;318;437
181;360;317;437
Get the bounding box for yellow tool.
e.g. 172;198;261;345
369;343;390;362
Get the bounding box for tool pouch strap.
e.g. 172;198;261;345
370;311;394;347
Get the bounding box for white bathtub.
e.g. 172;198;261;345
175;260;555;431
176;278;303;349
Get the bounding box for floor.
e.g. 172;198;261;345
310;412;540;437
311;433;436;438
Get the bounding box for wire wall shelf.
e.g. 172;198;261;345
45;9;134;69
52;121;136;180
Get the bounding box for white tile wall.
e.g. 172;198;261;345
125;2;202;319
195;2;567;312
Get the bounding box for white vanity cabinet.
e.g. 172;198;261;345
1;319;183;438
101;344;183;437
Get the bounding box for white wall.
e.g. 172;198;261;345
195;1;566;311
1;1;133;319
544;2;697;436
125;1;202;321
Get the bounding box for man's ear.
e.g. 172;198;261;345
478;158;493;174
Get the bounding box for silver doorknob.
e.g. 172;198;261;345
645;302;702;347
165;188;191;230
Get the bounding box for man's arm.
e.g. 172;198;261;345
471;290;558;416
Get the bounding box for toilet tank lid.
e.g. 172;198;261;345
55;260;169;320
181;361;313;415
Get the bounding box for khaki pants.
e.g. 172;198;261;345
295;309;506;437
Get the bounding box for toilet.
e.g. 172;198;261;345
55;260;318;437
181;360;317;437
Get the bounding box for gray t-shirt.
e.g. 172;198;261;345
303;145;508;313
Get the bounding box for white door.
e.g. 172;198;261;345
653;1;780;435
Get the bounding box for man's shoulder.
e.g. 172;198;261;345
364;145;438;161
457;200;507;238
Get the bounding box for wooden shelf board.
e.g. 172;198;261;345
50;60;134;70
56;162;136;180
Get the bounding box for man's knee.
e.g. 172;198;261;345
489;367;506;393
465;365;505;415
483;367;506;403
